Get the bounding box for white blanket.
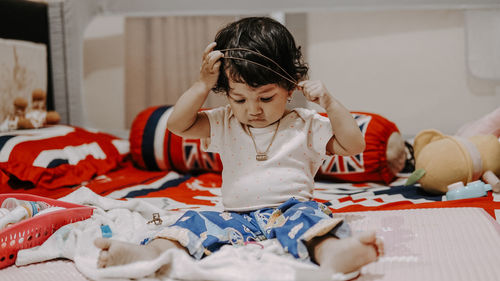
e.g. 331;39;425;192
16;187;344;281
14;188;500;281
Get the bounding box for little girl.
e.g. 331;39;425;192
95;16;383;276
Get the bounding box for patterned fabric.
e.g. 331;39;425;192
129;105;222;173
129;106;400;184
0;125;128;190
155;197;347;260
317;111;400;184
82;170;500;220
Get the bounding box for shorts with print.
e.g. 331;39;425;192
154;197;351;260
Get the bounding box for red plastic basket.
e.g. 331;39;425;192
0;193;94;269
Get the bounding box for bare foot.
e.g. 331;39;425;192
309;231;384;274
94;237;183;268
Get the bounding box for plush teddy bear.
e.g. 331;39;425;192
407;107;500;194
10;97;30;130
18;89;60;129
0;89;60;132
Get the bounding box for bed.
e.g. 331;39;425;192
1;0;500;281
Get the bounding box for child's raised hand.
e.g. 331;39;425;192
199;42;224;91
298;80;333;110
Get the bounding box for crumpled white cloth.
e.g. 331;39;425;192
15;187;169;267
15;187;350;281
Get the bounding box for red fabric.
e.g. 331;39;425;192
333;192;500;219
0;125;127;191
130;106;165;170
88;161;169;197
136;173;222;206
77;169;500;219
0;161;167;199
0;169;8;185
130;107;399;183
316;111;400;184
130;106;222;174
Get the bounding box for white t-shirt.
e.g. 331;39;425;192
203;105;333;212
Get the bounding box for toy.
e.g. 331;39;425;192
0;89;61;131
456;106;500;138
0;97;29;131
445;180;492;201
406;129;500;194
21;89;61;129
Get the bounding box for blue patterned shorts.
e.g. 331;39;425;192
155;198;351;260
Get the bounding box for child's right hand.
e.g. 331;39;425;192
199;42;224;91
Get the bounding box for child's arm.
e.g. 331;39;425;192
298;80;365;156
167;42;223;139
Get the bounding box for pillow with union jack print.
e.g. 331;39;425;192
0;125;129;189
129;106;222;174
130;106;401;184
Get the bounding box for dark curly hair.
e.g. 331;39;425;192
213;17;308;93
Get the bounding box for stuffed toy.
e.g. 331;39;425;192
407;106;500;194
21;89;61;129
5;89;61;130
456;106;500;138
5;97;29;131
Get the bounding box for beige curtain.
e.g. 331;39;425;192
124;16;235;128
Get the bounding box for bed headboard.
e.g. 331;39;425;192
0;0;54;112
47;0;500;127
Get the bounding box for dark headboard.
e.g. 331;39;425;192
0;0;54;111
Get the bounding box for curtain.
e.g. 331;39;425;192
124;16;235;127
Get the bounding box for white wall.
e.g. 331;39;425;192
82;10;500;137
83;16;126;136
307;10;500;136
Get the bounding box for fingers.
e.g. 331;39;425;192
300;80;322;102
199;42;224;89
206;52;224;71
375;236;385;257
201;42;224;74
202;42;217;61
97;250;109;268
356;230;377;244
356;231;384;258
300;80;322;93
202;42;223;64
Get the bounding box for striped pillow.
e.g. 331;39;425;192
129;105;222;174
130;106;401;184
0;125;129;189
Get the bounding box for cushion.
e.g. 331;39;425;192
129;106;222;174
316;111;400;184
130;106;399;183
0;125;129;189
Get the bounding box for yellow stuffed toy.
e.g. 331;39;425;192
407;107;500;194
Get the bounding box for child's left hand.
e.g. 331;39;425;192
297;80;333;110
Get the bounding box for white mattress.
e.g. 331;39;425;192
1;206;499;281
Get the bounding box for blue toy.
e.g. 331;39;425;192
100;224;112;238
446;180;492;201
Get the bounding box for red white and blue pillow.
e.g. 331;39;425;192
0;125;129;189
130;106;400;184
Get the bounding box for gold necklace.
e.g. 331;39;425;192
247;120;280;161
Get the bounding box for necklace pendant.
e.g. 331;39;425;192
256;153;268;161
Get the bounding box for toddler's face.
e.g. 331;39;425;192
227;78;291;128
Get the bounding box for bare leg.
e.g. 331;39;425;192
308;231;384;274
94;237;186;268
